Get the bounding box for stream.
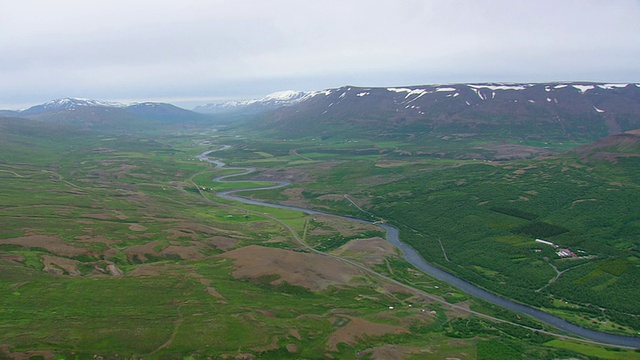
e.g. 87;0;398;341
197;147;640;348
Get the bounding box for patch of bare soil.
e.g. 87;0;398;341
316;194;345;202
445;301;473;319
375;311;435;328
74;235;120;247
128;223;147;231
124;241;163;262
512;164;538;176
0;235;86;257
143;220;248;237
282;187;305;198
106;264;123;276
160;244;205;260
288;329;301;340
254;166;313;184
309;215;380;238
164;228;199;240
592;152;640;163
102;248;119;258
327;316;409;351
206;287;224;299
0;348;56;360
220;245;364;291
332;237;398;266
571;198;598;208
381;283;416;297
41;255;81;276
250;336;280;352
285;344;299;353
203;236;238;251
476;144;557;160
358;344;429;360
0;254;25;263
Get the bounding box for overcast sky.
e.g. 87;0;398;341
1;0;639;109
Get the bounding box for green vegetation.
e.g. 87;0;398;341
1;116;638;358
236;133;640;336
545;339;640;360
490;206;540;220
511;221;570;238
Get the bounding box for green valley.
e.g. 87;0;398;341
1;93;640;359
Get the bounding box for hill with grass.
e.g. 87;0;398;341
569;129;640;161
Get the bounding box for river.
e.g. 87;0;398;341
197;147;640;348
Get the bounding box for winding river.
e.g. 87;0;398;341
197;147;640;348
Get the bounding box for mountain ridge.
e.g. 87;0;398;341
249;82;640;144
193;90;318;114
1;97;210;129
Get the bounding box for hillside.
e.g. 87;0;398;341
194;90;313;114
249;83;640;145
570;128;640;161
1;98;213;131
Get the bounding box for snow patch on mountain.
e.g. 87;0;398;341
387;88;427;96
194;90;317;113
597;84;628;90
470;87;486;100
469;84;528;91
572;85;594;94
42;98;125;109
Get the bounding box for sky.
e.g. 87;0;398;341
1;0;639;110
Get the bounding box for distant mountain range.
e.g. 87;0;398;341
0;98;210;129
3;82;640;142
193;90;317;114
247;83;640;142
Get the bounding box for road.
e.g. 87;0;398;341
196;146;640;349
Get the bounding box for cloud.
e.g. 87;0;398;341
1;0;639;108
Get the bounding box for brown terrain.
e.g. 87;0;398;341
0;235;87;257
326;316;408;351
332;237;398;267
220;245;366;291
571;128;640;162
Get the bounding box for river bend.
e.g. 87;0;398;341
197;147;640;348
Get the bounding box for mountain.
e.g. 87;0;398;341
0;110;20;117
123;102;206;122
20;98;125;116
570;129;640;162
250;83;640;143
2;98;211;129
194;90;315;114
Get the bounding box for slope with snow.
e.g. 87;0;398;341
193;90;319;114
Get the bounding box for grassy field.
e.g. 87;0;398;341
231;134;640;336
0;122;637;359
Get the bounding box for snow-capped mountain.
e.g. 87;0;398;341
21;98;126;115
193;90;317;114
254;82;640;142
4;97;209;128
